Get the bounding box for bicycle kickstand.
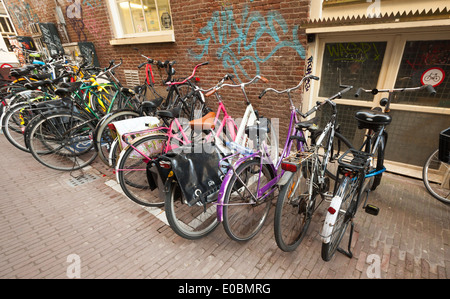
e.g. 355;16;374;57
337;220;354;259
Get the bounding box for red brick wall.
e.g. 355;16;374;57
4;0;310;133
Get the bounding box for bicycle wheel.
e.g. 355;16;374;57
116;134;167;207
2;102;36;152
321;175;358;261
423;149;450;204
164;180;219;240
222;158;274;241
274;158;314;251
27;112;98;171
94;110;140;166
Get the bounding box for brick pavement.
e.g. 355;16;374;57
0;134;449;279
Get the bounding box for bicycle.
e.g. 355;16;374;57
216;75;337;242
134;49;203;119
320;84;437;261
162;74;277;240
1;71;77;152
113;73;237;209
273;85;353;252
93;61;208;166
423;127;450;205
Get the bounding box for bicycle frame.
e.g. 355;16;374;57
216;92;306;222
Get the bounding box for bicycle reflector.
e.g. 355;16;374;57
328;207;336;214
281;162;297;172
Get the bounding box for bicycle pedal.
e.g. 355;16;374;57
364;204;379;216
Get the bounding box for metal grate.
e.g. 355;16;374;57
66;173;99;187
124;70;140;88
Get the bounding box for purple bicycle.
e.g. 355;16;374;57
216;75;350;242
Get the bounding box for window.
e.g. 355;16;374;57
394;40;450;108
318;41;387;100
108;0;174;44
312;35;450;173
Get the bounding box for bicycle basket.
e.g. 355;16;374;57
439;127;450;163
110;116;160;151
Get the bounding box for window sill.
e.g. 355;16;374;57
109;31;175;45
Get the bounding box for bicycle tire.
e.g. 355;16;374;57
164;180;219;240
94;110;140;166
274;158;315;252
116;134;168;207
108;137;120;167
222;158;274;242
321;175;357;261
2;102;36;152
27;112;98;171
423;149;450;204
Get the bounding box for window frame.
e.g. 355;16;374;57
107;0;175;45
307;30;450;117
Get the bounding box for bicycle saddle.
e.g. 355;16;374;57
54;81;83;96
156;106;181;119
143;97;164;110
10;67;31;77
189;111;216;131
24;80;53;89
355;110;392;126
30;73;52;80
295;117;319;131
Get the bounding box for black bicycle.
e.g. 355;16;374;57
320;84;436;261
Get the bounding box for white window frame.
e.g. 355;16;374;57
307;29;450;117
304;26;450;178
107;0;175;45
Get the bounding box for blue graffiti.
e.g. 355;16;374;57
191;5;306;81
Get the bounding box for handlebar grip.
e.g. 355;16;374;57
354;88;364;98
258;90;267;99
200;61;209;66
425;84;436;95
260;76;269;83
138;62;146;69
310;75;319;81
205;89;216;97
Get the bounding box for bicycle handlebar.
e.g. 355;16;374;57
137;56;176;69
354;84;436;98
204;75;268;97
165;61;208;86
298;85;353;119
258;74;319;99
354;84;436;113
96;58;122;78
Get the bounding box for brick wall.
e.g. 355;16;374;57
4;0;311;134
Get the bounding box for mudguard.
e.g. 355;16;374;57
321;194;343;244
277;170;292;186
216;153;260;222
